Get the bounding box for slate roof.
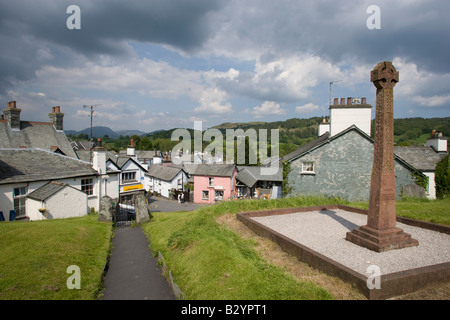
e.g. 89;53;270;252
394;146;446;172
118;150;161;160
71;140;94;151
282;131;331;162
27;181;76;201
0;120;77;158
236;166;283;187
0;148;97;184
187;163;236;177
146;165;185;182
75;149;118;163
281;125;432;176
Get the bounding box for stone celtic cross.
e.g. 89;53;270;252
346;61;418;252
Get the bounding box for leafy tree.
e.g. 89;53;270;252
435;154;450;199
282;161;293;197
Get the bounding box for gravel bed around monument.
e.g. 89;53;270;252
251;209;450;276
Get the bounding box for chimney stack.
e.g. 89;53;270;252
127;138;136;157
92;138;106;174
347;97;352;105
3;100;21;130
48;106;64;131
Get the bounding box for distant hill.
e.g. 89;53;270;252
65;126;147;138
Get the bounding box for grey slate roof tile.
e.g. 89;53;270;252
0;148;97;184
0;121;77;158
146;165;185;181
27;181;67;201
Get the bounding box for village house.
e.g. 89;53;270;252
146;164;188;198
282;97;427;201
235;165;283;199
188;164;237;204
0;148;99;221
394;130;448;199
0;101;120;220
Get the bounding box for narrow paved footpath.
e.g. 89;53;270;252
102;226;175;300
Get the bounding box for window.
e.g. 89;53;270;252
120;194;133;205
208;177;214;187
215;190;224;201
301;162;315;174
122;171;136;182
81;178;94;196
202;190;209;200
13;187;27;217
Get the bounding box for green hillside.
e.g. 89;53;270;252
70;117;449;157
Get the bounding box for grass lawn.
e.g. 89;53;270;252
142;196;349;300
142;195;450;300
351;197;450;225
0;214;113;300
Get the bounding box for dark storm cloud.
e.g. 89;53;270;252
0;0;224;94
210;1;450;74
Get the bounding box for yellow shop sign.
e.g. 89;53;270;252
123;184;143;192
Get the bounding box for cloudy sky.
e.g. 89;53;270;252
1;0;449;132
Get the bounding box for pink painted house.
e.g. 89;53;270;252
191;164;237;204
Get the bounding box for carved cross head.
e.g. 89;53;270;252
371;61;399;89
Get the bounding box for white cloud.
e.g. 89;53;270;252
251;101;286;118
412;95;450;107
295;103;320;114
193;87;232;114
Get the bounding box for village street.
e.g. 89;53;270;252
147;195;206;212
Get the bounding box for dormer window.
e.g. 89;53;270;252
122;171;136;182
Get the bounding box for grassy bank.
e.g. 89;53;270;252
142;196;348;300
0;215;112;300
351;197;450;225
143;196;449;300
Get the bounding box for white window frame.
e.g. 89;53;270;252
208;177;214;187
81;178;94;196
13;187;27;217
301;161;315;174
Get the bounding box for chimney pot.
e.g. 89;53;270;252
54;106;61;113
333;98;339;105
347;97;352;105
340;98;345;105
362;97;367;104
8;101;17;109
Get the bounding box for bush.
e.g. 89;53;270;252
435;154;450;199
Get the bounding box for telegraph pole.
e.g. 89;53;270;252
83;104;102;162
83;104;102;140
329;80;342;106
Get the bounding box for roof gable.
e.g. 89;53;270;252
283;125;373;163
